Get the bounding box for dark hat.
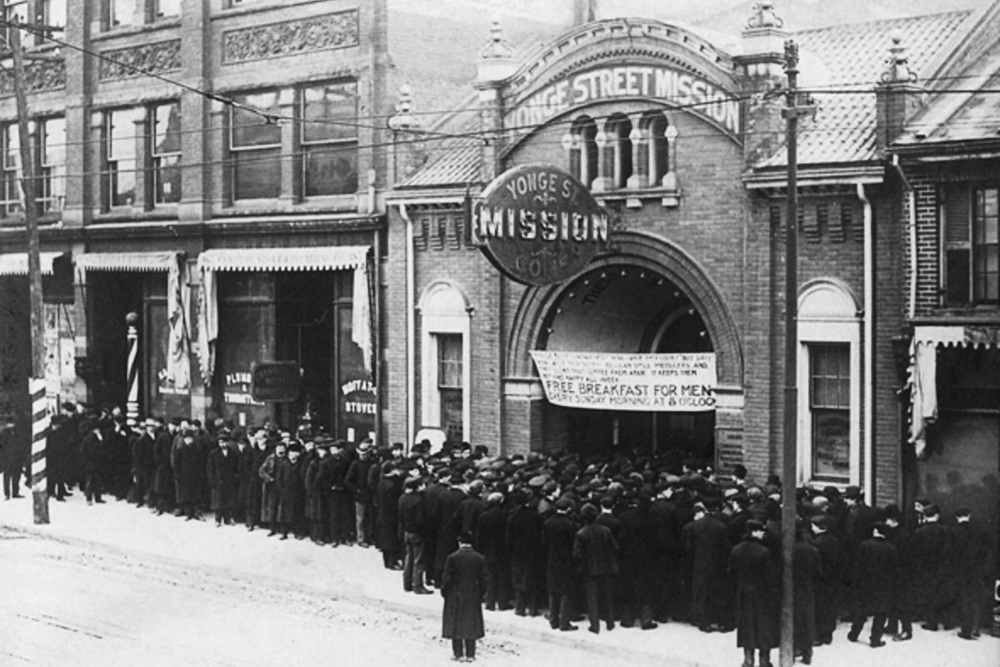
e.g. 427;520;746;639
954;506;971;518
458;531;474;544
580;503;600;521
872;521;889;535
922;503;940;517
554;498;572;512
844;485;862;499
883;504;901;520
822;485;841;500
810;515;832;530
746;519;765;533
703;497;722;512
287;443;303;454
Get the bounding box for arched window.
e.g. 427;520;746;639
797;280;861;486
418;281;471;444
642;112;671;187
605;113;633;190
565;116;597;189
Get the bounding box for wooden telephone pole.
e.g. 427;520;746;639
8;17;49;524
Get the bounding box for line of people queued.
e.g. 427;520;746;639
37;403;999;667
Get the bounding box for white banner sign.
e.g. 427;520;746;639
530;351;717;412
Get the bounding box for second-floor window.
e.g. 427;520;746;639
106;108;141;208
155;0;179;19
230;91;281;201
152;102;181;204
301;82;359;197
943;184;999;305
1;124;21;216
109;0;135;27
39;117;65;212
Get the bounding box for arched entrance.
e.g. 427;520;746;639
506;231;744;461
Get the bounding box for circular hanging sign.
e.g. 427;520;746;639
472;164;609;286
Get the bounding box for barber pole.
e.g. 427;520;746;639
126;311;139;422
29;377;50;523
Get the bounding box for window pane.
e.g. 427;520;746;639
438;334;462;389
44;0;66;27
42;118;65;166
304;145;357;196
812;409;850;481
153;102;181;155
4;125;19;170
109;108;140;160
233;148;280;200
231;92;281;147
154;155;181;203
155;0;180;17
302;82;358;143
111;0;135;26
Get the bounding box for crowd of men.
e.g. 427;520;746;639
16;403;1000;667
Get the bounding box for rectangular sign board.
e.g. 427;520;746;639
250;361;301;402
530;351;716;412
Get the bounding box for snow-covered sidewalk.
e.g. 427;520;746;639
3;493;998;667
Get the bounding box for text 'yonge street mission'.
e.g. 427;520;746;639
531;351;717;412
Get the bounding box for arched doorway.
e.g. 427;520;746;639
506;231;743;463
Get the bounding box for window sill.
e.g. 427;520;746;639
220;195;359;215
594;187;682;209
92;208;178;224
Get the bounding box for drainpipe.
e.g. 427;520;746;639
891;156;917;320
398;204;415;452
858;182;874;502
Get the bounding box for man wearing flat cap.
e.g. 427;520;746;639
574;502;619;634
543;497;580;631
729;520;779;667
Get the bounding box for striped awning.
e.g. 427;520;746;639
0;251;65;276
197;246;369;272
75;251;182;272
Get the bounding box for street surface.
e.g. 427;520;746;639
2;494;999;667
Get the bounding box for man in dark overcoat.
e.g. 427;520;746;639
728;520;779;667
241;430;267;530
275;443;306;539
809;514;843;645
949;507;993;640
79;417;106;505
375;461;403;569
441;532;488;663
304;439;330;543
345;439;376;547
574;502;620;634
206;433;239;526
258;441;286;535
683;498;731;633
475;491;511;611
618;490;661;629
433;474;468;587
152;418;176;515
399;476;432;594
132;417;157;507
325;440;353;546
847;522;899;647
793;520;821;664
913;504;953;631
542;498;580;631
174;427;204;520
505;487;545;617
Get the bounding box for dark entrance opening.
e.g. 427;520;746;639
86;272;144;411
542;265;716;464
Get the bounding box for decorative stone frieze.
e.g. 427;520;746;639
99;40;182;81
222;10;359;64
0;59;66;96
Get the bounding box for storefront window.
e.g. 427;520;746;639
809;343;850;482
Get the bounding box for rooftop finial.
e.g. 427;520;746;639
881;30;918;84
480;14;514;61
747;2;784;30
388;84;418;131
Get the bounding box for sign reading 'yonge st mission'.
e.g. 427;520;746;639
472;164;609;285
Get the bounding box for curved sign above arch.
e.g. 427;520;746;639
506;64;742;143
472;164;609;286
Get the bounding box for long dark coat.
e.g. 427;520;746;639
434;487;468;577
276;456;306;523
79;430;104;474
258;451;282;523
206;446;239;511
173;442;203;505
475;504;509;564
852;536;898;614
683;513;731;626
375;475;403;552
728;537;779;650
618;505;662;598
573;522;619;577
793;540;821;651
441;546;488;640
811;530;843;637
152;430;174;497
304;455;326;520
542;513;580;595
906;521;952;612
506;504;544;592
241;446;266;518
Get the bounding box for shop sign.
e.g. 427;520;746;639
249;362;301;402
530;351;717;412
472;164;608;285
341;378;376;415
507;64;741;140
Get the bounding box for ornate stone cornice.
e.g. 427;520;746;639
99;40;182;81
0;59;66;96
222;10;359;64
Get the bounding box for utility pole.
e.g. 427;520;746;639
779;39;813;667
9;17;48;524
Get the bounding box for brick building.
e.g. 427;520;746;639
383;0;999;525
0;0;576;442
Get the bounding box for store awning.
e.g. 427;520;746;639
75;251;183;273
0;251;65;276
197;246;370;272
908;324;1000;457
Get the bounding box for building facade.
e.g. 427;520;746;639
383;0;1000;527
